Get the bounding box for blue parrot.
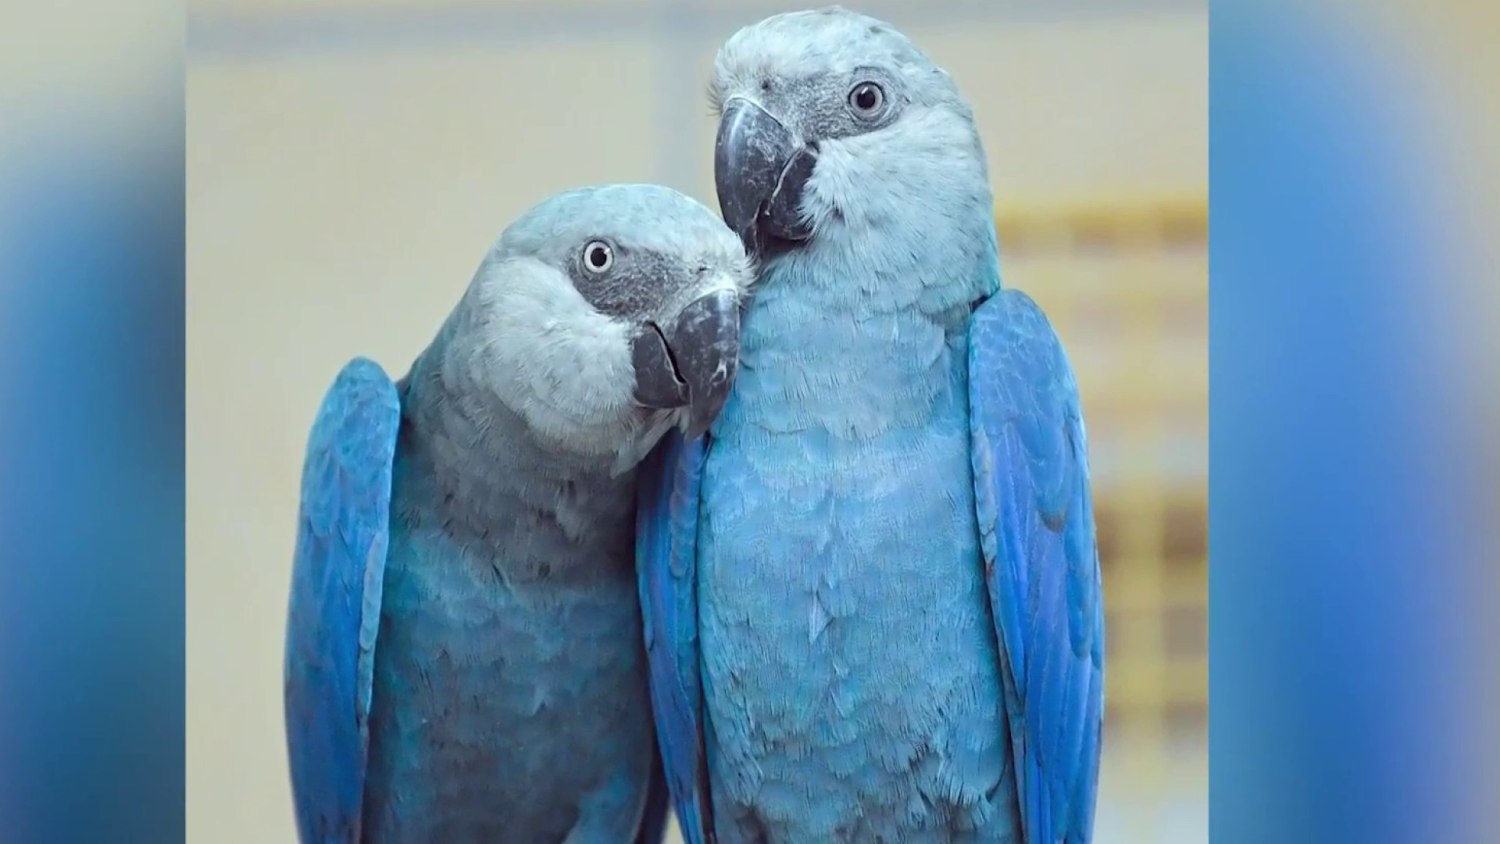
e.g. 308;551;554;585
283;185;753;843
637;10;1104;843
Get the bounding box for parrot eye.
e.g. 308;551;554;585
848;82;885;119
581;240;614;274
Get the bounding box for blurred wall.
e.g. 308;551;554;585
187;2;1206;841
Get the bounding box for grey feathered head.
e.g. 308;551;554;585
444;184;753;467
708;7;993;263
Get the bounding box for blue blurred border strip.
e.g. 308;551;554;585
1211;1;1495;842
0;6;186;843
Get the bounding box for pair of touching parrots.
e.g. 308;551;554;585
284;8;1104;844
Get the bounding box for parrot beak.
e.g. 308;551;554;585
670;287;741;439
630;286;741;439
630;322;689;410
714;98;817;256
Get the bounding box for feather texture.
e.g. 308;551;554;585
637;431;716;844
284;357;400;844
970;290;1105;844
641;9;1104;841
284;184;752;843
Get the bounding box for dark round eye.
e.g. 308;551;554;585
581;240;613;274
848;82;885;118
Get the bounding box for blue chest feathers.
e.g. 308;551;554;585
695;276;1018;840
359;447;654;842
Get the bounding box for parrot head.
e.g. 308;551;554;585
709;7;994;268
461;184;753;463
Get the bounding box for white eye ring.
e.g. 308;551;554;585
848;81;885;118
581;240;613;274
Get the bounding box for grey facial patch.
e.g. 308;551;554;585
745;66;905;147
567;244;687;321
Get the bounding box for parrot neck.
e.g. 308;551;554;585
390;345;640;567
771;194;1000;313
721;223;1000;441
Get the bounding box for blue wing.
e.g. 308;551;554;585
636;429;717;844
969;290;1105;844
283;358;401;844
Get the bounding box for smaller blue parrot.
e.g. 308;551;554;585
283;185;753;842
638;9;1104;844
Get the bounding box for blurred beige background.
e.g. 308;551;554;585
187;1;1206;841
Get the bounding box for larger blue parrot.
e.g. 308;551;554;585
283;185;753;842
637;10;1104;843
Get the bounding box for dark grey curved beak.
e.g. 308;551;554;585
631;322;688;410
714;98;817;255
671;288;740;438
630;287;741;438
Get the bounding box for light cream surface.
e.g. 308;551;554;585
187;3;1206;842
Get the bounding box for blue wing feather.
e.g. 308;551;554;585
969;290;1105;844
283;357;401;844
636;429;716;844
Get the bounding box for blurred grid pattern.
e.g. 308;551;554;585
187;2;1205;842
